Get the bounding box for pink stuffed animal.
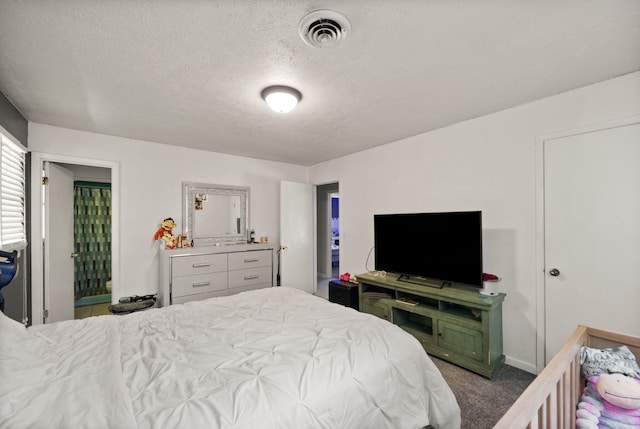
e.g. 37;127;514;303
576;374;640;428
577;345;640;428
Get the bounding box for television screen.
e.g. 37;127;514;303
374;211;483;288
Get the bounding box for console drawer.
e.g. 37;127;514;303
437;320;483;361
362;299;391;321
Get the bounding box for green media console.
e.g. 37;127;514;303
357;272;505;378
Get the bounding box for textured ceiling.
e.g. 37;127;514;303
1;1;639;166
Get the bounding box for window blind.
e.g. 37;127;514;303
0;129;27;251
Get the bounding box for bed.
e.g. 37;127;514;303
494;325;640;429
0;287;460;429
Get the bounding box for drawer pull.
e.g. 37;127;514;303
243;258;259;263
244;274;259;280
192;262;211;268
192;281;212;288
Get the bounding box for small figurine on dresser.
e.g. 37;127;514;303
153;217;177;249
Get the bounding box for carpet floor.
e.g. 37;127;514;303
431;357;536;428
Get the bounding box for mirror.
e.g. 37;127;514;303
183;182;249;245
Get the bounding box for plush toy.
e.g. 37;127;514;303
576;374;640;428
577;346;640;428
153;218;177;249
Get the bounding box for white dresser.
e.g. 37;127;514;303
160;243;275;306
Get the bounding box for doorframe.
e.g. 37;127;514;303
328;191;339;277
30;152;120;325
534;114;640;372
315;182;339;280
314;180;340;282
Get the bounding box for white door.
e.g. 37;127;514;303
544;123;640;362
44;162;75;323
280;180;315;294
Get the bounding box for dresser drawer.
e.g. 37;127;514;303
228;266;272;288
172;271;228;298
172;254;227;277
171;289;229;305
228;250;271;271
228;283;272;295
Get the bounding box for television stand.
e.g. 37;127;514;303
358;271;505;378
397;275;445;289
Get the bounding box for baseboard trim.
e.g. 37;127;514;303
504;355;537;375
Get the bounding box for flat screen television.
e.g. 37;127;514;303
374;211;483;288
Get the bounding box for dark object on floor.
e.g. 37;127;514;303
118;294;157;303
329;279;359;310
109;296;156;314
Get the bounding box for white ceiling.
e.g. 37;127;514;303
1;1;639;166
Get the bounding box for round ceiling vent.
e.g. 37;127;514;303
299;9;351;48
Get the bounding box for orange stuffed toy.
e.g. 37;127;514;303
154;218;177;249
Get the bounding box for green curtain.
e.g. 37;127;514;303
74;181;111;299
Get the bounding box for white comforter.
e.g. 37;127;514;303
1;287;460;429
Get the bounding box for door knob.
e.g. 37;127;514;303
549;268;560;277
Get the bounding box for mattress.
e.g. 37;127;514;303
1;287;460;428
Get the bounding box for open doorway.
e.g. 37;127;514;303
30;152;119;325
58;163;113;319
316;182;339;299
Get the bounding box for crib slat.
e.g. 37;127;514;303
540;397;548;428
570;356;580;428
552;383;560;427
562;370;571;427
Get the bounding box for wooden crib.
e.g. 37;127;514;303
494;325;640;429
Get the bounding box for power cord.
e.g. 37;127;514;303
365;246;374;271
365;246;386;277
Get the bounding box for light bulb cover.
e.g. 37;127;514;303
261;86;302;113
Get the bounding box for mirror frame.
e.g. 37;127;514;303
183;182;249;245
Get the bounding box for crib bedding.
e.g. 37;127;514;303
1;287;460;429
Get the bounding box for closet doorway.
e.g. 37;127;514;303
316;182;339;299
30;152;120;325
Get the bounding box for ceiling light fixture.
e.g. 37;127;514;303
261;86;302;113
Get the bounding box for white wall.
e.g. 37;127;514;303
27;72;640;370
28;124;308;299
309;71;640;373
